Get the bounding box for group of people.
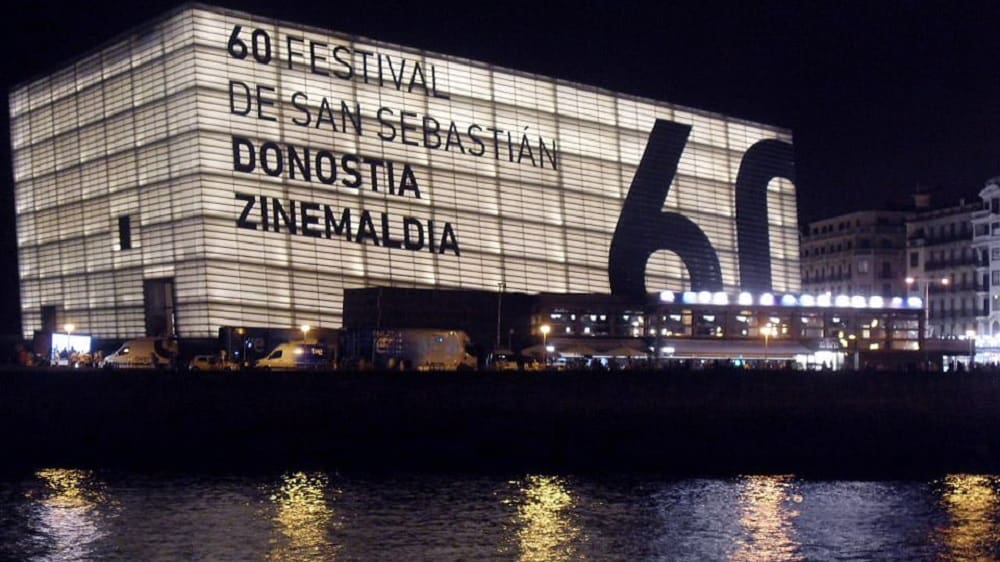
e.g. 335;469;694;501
53;347;104;367
14;344;103;367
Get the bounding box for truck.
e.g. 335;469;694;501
344;329;477;371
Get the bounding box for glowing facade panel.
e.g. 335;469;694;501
11;6;800;339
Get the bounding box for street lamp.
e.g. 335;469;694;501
496;281;506;349
62;323;75;361
540;324;551;367
762;323;773;368
848;333;858;371
905;276;949;339
966;329;976;368
300;324;311;342
235;327;246;365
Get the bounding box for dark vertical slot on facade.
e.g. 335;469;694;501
40;305;57;333
118;215;132;250
144;278;176;337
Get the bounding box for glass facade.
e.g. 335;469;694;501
10;6;800;339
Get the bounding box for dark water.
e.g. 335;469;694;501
1;470;999;561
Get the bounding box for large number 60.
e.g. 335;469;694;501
608;119;794;297
227;25;273;64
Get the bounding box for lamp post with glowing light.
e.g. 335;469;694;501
848;333;858;371
496;282;506;349
905;275;950;339
63;323;75;360
966;329;976;368
236;327;246;366
300;324;311;343
762;323;773;368
540;324;551;367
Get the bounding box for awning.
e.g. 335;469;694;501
521;344;558;358
662;339;816;360
557;344;598;357
603;346;649;358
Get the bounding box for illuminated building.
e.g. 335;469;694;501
343;287;926;369
11;5;799;341
969;177;1000;361
800;210;909;298
905;198;981;338
972;178;1000;335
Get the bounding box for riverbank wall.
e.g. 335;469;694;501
3;368;1000;477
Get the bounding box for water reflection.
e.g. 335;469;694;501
936;474;1000;561
267;471;340;562
729;475;803;562
505;475;581;562
5;472;1000;560
32;468;111;561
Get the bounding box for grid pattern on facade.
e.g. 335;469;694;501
11;6;800;339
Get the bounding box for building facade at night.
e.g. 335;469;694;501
10;4;801;341
905;199;981;338
972;177;1000;337
340;286;927;370
800;210;909;298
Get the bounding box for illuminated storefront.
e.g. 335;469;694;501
11;5;799;340
339;287;926;369
531;291;924;369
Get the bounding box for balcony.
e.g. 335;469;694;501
908;232;974;247
926;283;985;294
923;256;982;271
805;272;853;283
929;309;978;320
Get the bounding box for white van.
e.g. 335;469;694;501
101;337;178;369
255;342;331;371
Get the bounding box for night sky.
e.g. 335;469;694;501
1;0;997;335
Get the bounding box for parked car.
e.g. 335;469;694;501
486;349;520;371
188;354;239;372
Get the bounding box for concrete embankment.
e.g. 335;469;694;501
2;368;1000;476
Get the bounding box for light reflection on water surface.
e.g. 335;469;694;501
32;468;114;561
266;471;340;561
936;474;1000;561
1;471;999;560
729;475;802;562
506;475;581;561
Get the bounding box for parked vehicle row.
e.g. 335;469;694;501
42;328;481;372
98;333;473;372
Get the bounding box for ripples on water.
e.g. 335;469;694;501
1;470;999;561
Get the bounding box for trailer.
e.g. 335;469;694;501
343;329;477;371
